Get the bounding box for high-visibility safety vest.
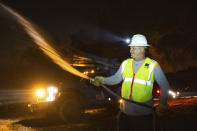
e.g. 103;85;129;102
121;57;158;103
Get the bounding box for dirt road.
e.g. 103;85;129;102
0;97;197;131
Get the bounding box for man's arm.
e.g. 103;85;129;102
154;64;170;105
104;66;123;85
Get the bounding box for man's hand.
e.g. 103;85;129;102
155;104;168;116
90;76;104;87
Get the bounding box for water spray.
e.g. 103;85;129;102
0;3;88;80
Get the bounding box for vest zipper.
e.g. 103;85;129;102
129;58;147;98
130;73;135;98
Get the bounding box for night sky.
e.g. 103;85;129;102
0;0;196;89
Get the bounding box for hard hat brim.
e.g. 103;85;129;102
128;44;150;47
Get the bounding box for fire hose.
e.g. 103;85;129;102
101;84;153;109
88;77;155;108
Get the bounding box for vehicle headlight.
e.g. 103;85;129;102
169;90;177;98
46;86;58;102
35;86;58;102
35;88;46;99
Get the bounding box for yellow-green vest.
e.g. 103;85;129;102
121;57;158;103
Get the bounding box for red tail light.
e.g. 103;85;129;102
156;89;160;94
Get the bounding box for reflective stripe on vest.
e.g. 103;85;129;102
124;78;153;86
121;59;129;74
121;57;158;102
147;60;156;81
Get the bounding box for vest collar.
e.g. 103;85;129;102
132;57;148;75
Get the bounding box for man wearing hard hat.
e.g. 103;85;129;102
91;34;170;131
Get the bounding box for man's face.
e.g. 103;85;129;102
130;46;145;59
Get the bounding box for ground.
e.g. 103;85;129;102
0;97;197;131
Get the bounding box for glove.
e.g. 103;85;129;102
155;104;168;116
90;76;104;87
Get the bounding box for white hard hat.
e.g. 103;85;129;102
128;34;150;47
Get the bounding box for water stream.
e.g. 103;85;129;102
0;3;89;80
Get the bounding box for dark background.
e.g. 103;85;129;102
0;0;196;90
